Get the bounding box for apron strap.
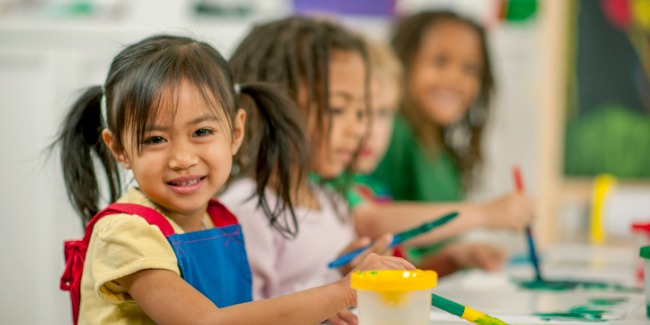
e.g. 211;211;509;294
101;203;176;236
207;199;239;228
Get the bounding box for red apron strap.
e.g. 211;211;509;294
100;203;176;236
207;199;239;228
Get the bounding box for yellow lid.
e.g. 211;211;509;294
351;270;437;291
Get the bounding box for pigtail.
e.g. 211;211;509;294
237;82;309;238
56;86;121;225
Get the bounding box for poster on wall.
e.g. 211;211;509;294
564;0;650;179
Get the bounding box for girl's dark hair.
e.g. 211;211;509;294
392;10;495;190
229;16;370;220
54;34;308;229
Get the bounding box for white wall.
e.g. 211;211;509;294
0;1;544;323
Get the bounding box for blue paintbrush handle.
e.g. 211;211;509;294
327;237;398;268
327;211;459;269
526;227;542;281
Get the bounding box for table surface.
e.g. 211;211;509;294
426;243;647;325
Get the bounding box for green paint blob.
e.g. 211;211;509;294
588;297;628;306
537;306;606;322
514;279;640;292
536;312;606;322
535;296;628;322
646;305;650;317
473;314;509;325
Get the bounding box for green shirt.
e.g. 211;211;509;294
372;115;462;203
346;174;392;209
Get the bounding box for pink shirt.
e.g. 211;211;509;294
219;178;355;299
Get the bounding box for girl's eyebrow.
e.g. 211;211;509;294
329;91;354;101
186;115;219;126
144;115;219;132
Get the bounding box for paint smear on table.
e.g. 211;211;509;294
514;279;641;293
535;297;629;322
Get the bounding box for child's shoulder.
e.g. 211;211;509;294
219;178;273;219
91;212;167;242
219;178;260;205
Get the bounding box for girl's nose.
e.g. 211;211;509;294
169;144;199;170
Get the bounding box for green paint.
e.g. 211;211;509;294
536;312;605;322
537;306;606;322
588;297;628;306
514;279;640;292
646;305;650;317
535;296;628;322
473;314;509;325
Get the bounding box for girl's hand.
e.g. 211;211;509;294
326;308;357;325
443;242;506;272
480;192;535;231
336;234;394;275
336;252;416;308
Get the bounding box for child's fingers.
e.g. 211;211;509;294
356;253;415;271
339;237;372;255
331;309;357;325
474;245;506;271
366;233;393;255
350;234;393;266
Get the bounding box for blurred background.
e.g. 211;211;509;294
0;0;648;323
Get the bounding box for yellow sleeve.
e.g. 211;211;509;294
88;214;180;303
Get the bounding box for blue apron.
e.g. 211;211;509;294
94;201;252;307
166;200;252;307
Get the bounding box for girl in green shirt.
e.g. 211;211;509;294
351;13;535;276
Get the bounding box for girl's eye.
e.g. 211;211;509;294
143;136;166;145
193;128;214;137
328;107;344;115
356;109;367;121
432;55;448;67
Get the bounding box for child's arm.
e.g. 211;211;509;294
417;242;506;277
353;192;534;247
119;253;414;325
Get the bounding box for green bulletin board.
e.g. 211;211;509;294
564;0;650;179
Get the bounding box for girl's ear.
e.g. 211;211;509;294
101;129;131;169
231;109;247;155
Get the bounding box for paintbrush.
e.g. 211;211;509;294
327;211;459;268
431;293;509;325
513;165;543;282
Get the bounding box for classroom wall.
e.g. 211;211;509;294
0;1;555;323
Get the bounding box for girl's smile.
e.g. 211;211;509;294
167;175;208;195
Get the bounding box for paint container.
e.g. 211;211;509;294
351;270;437;325
640;246;650;317
632;223;650;283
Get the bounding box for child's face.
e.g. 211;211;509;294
354;78;399;173
408;20;482;126
106;81;245;218
308;50;368;179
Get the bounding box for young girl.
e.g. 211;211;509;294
367;11;536;270
55;34;412;325
221;17;384;303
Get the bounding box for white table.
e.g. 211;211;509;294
428;244;647;324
